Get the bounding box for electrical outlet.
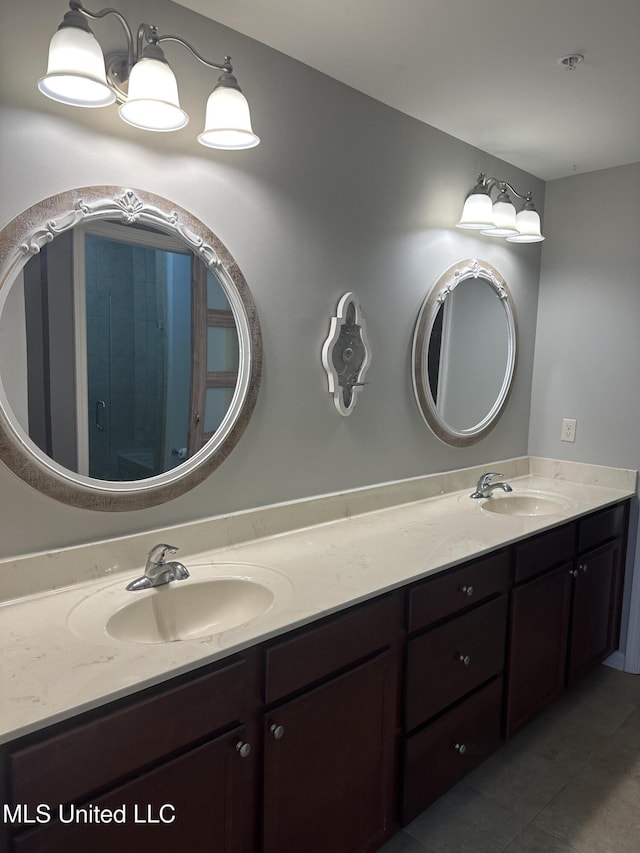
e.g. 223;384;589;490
561;418;577;442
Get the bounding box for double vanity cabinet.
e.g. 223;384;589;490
0;498;630;853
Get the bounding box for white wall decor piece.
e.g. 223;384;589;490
321;292;371;416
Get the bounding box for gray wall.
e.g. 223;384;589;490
529;163;640;465
529;162;640;661
0;0;543;558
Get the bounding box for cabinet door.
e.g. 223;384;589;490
10;656;250;811
568;539;623;684
262;651;396;853
506;564;572;737
11;726;255;853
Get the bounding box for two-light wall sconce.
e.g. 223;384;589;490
38;1;260;150
456;173;544;243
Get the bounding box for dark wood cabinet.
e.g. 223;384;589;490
506;563;572;735
405;595;507;731
11;726;254;853
6;653;259;853
407;550;510;632
261;593;402;853
401;553;509;823
506;503;628;738
262;651;397;853
2;499;630;853
402;678;503;823
568;538;624;683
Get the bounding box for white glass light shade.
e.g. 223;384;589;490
456;192;494;229
198;86;260;150
482;199;518;237
118;58;188;131
506;209;545;242
38;25;115;107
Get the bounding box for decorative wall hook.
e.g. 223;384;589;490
321;292;371;416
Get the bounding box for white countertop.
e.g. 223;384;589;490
0;462;636;745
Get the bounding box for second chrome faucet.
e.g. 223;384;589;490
470;472;513;500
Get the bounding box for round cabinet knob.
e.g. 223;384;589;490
581;564;588;573
461;585;474;597
270;723;285;740
569;568;579;578
235;741;251;759
454;742;467;754
458;654;471;666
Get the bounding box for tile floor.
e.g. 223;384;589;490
380;665;640;853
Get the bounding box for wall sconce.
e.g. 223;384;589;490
456;174;544;243
38;1;260;150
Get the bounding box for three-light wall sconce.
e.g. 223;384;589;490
38;1;260;150
456;173;544;242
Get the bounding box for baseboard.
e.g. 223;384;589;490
603;650;626;671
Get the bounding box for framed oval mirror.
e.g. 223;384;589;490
0;186;262;510
411;258;517;446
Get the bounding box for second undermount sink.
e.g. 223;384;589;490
106;577;274;643
480;490;572;517
67;562;293;645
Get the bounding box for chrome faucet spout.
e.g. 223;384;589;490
126;543;190;591
470;472;513;499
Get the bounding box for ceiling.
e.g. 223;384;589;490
171;0;640;181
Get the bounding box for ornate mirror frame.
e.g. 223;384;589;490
0;186;262;510
411;258;517;447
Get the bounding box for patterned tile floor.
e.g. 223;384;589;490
380;666;640;853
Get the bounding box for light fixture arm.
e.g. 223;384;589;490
70;1;134;70
476;173;533;204
155;35;233;73
68;3;234;88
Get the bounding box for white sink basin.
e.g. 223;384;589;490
68;562;293;645
480;491;571;517
107;577;274;643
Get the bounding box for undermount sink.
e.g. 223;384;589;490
480;491;571;518
107;577;274;643
67;562;293;645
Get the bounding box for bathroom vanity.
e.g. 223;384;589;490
0;466;633;853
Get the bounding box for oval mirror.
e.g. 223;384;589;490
0;186;262;510
411;258;517;446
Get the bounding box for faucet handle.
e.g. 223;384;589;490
147;543;179;564
481;472;504;485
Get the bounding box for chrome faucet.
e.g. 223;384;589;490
126;544;190;591
470;472;513;499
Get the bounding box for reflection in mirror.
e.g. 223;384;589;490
412;259;517;447
0;187;261;510
427;279;509;431
3;221;239;481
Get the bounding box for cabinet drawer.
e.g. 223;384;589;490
402;677;503;824
514;523;575;584
408;550;510;633
405;595;507;731
263;593;400;704
578;503;626;554
10;656;250;810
